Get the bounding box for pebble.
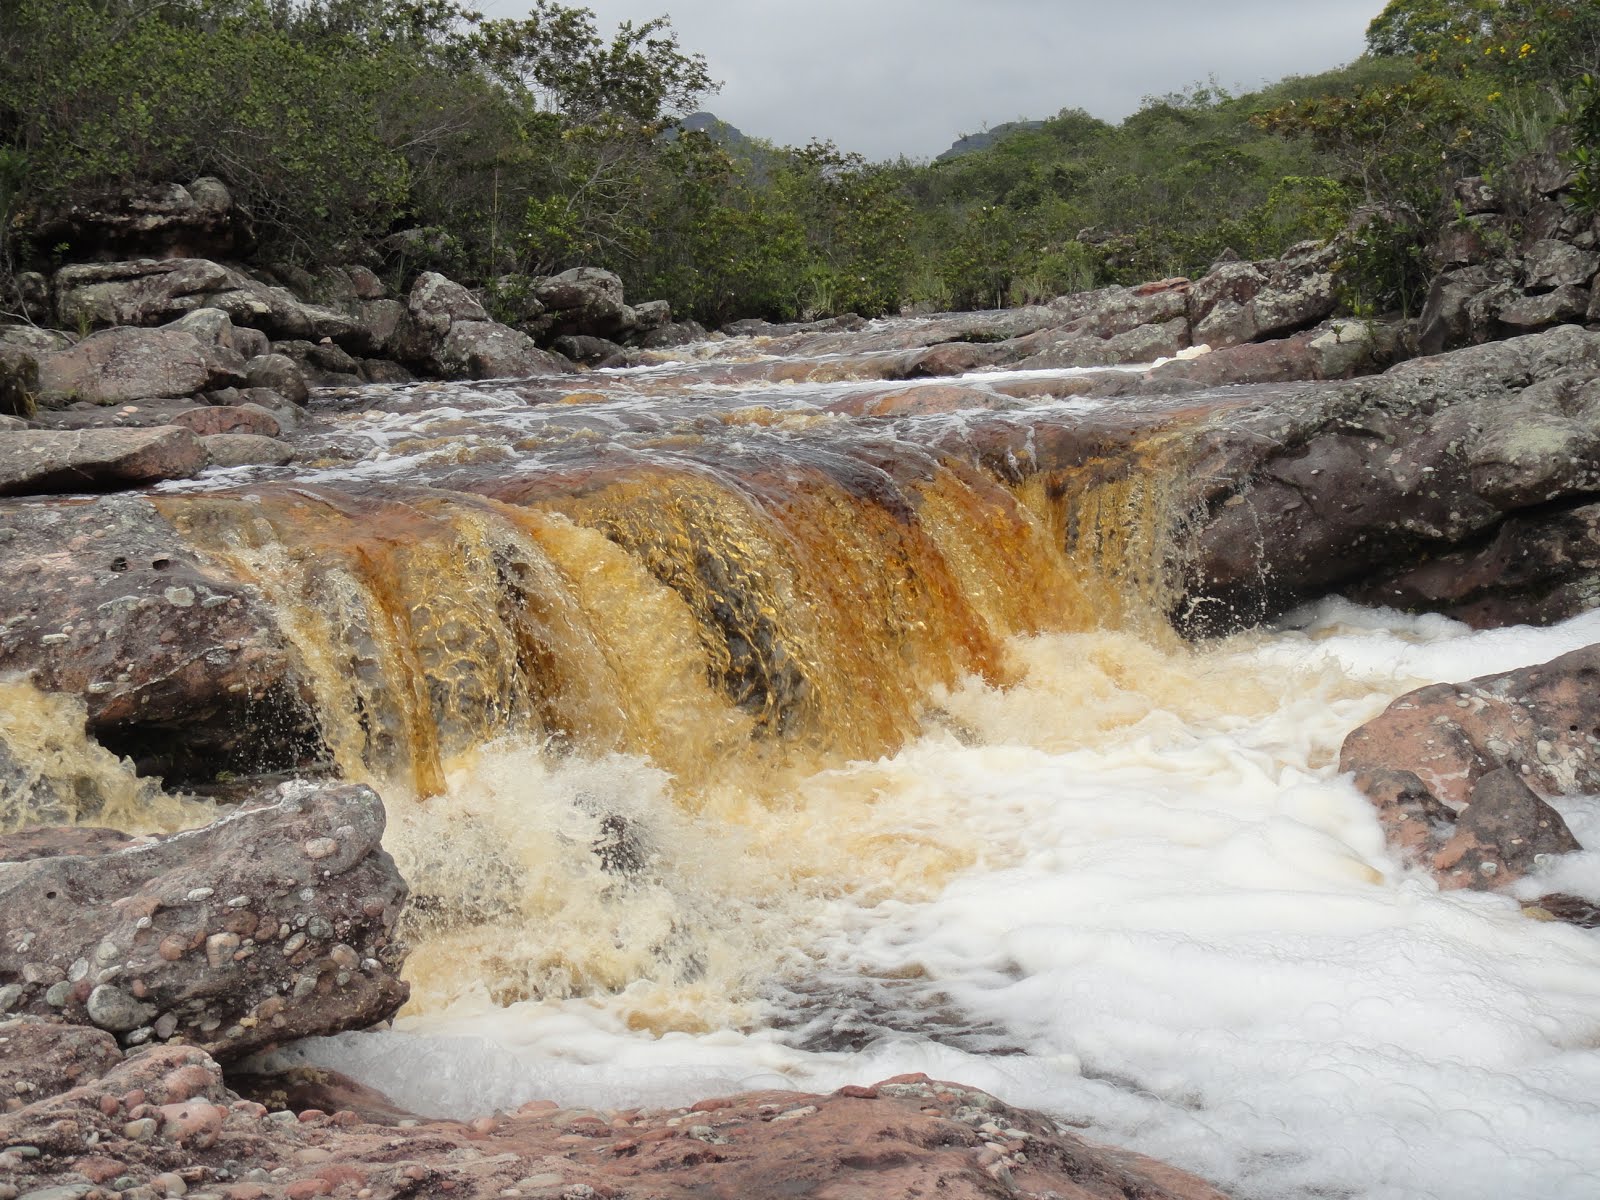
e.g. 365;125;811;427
205;933;241;969
186;889;215;903
86;983;154;1032
153;1175;189;1198
303;838;338;860
44;981;72;1007
772;1105;818;1121
17;1187;91;1200
0;984;23;1013
282;933;307;956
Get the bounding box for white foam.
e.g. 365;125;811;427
287;609;1600;1200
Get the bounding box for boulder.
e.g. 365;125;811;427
1417;265;1510;354
54;258;360;345
1522;239;1600;291
0;428;208;496
637;318;708;349
437;321;569;380
0;783;409;1059
244;352;310;405
1340;645;1597;895
1498;284;1591;331
0;324;75;354
408;272;487;336
1468;377;1600;507
360;358;415;384
32;178;253;260
170;402;282;438
551;333;627;366
631;298;673;334
200;433;295;468
1187;242;1337;349
1142;331;1324;390
533;266;630;337
35;326;212;406
0;494;317;781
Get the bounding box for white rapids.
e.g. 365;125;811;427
274;599;1600;1200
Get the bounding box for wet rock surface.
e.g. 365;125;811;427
0;1063;1231;1200
1341;644;1599;898
0;784;409;1060
0;495;315;781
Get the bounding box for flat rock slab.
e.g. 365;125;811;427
0;1061;1232;1200
0;783;409;1060
0;427;207;495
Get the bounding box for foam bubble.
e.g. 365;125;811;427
289;609;1600;1200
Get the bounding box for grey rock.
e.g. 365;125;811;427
86;983;156;1032
35;326;211;406
243;353;309;405
1522;239;1600;291
436;320;568;380
0;427;208;496
200;434;295;468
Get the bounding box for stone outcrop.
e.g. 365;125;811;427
1418;157;1600;355
32;178;254;262
0;1061;1231;1200
54;259;360;347
1348;500;1600;628
1340;645;1597;900
0;494;318;782
1175;325;1600;633
0;427;208;496
0;783;409;1059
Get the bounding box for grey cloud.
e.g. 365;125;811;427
474;0;1386;159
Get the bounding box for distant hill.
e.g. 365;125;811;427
670;112;757;154
936;120;1046;162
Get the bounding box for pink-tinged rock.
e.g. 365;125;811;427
0;426;207;495
170;404;281;438
0;1060;1232;1200
1341;644;1597;898
159;1099;227;1148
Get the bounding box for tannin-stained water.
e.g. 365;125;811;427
17;332;1600;1199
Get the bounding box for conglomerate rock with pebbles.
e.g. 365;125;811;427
0;784;409;1062
0;1044;1231;1200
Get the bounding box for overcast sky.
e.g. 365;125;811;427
476;0;1386;160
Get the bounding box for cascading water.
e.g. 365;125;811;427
8;329;1600;1200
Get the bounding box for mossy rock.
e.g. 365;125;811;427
0;349;39;418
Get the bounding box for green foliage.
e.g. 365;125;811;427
3;0;1596;330
1566;74;1600;214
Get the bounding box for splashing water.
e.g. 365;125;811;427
275;604;1600;1200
